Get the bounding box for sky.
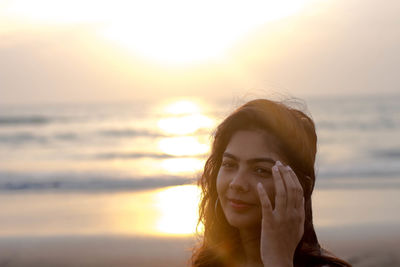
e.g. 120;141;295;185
0;0;399;104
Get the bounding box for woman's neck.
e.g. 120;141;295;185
239;228;264;267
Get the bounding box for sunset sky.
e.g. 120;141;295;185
1;0;399;104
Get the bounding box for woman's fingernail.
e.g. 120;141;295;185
272;165;278;172
286;165;292;171
257;182;262;189
276;160;282;166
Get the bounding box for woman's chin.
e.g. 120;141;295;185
225;213;261;230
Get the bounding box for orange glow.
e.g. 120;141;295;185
157;100;212;160
158;114;214;135
158;136;209;156
161;158;204;174
101;0;309;64
1;0;310;64
155;185;203;235
158;100;214;135
164;100;201;115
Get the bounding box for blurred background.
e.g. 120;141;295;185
1;1;399;266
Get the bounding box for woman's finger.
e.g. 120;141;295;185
287;166;304;209
272;161;287;213
282;165;297;211
257;182;273;218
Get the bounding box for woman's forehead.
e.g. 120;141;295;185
223;130;283;161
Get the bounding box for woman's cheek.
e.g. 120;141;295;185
216;171;229;196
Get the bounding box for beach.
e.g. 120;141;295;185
1;97;399;266
2;0;400;263
1;184;399;267
1;225;399;267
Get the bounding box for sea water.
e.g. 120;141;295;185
1;94;399;190
1;94;399;236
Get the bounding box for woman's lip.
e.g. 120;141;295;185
228;198;254;208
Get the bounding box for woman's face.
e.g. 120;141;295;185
216;130;285;230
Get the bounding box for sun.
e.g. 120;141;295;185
101;0;309;65
3;0;310;64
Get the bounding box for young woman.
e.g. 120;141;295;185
191;99;351;267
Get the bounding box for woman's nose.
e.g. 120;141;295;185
229;170;249;193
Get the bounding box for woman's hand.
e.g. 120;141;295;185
256;161;305;267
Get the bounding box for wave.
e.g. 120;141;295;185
371;148;400;159
317;167;400;179
0;132;48;144
0;132;78;145
316;177;400;190
95;152;205;159
0;115;52;126
0;129;161;145
317;119;399;130
0;172;194;192
98;129;163;138
1;171;399;192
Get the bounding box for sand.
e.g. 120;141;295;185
0;235;194;267
316;223;400;267
1;224;399;267
1;186;399;266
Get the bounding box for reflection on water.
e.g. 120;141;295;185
0;185;203;237
157;99;213;174
155;185;203;236
94;185;202;237
0;99;211;237
158;114;213;135
2;97;400;239
2;187;400;237
153;100;209;234
161;158;204;174
158;136;209;156
114;185;203;236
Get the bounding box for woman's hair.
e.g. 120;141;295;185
191;99;351;267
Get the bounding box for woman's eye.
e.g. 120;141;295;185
221;161;235;169
254;167;271;176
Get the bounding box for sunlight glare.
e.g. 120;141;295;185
165;100;200;115
155;185;202;235
4;0;310;64
158;136;209;156
101;0;309;64
161;158;204;174
158;114;213;135
158;100;214;135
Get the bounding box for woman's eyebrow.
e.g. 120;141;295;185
222;152;275;164
222;153;237;160
248;158;275;164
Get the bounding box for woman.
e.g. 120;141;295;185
191;99;351;267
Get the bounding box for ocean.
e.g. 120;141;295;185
1;94;400;193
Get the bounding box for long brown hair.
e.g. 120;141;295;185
191;99;351;267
